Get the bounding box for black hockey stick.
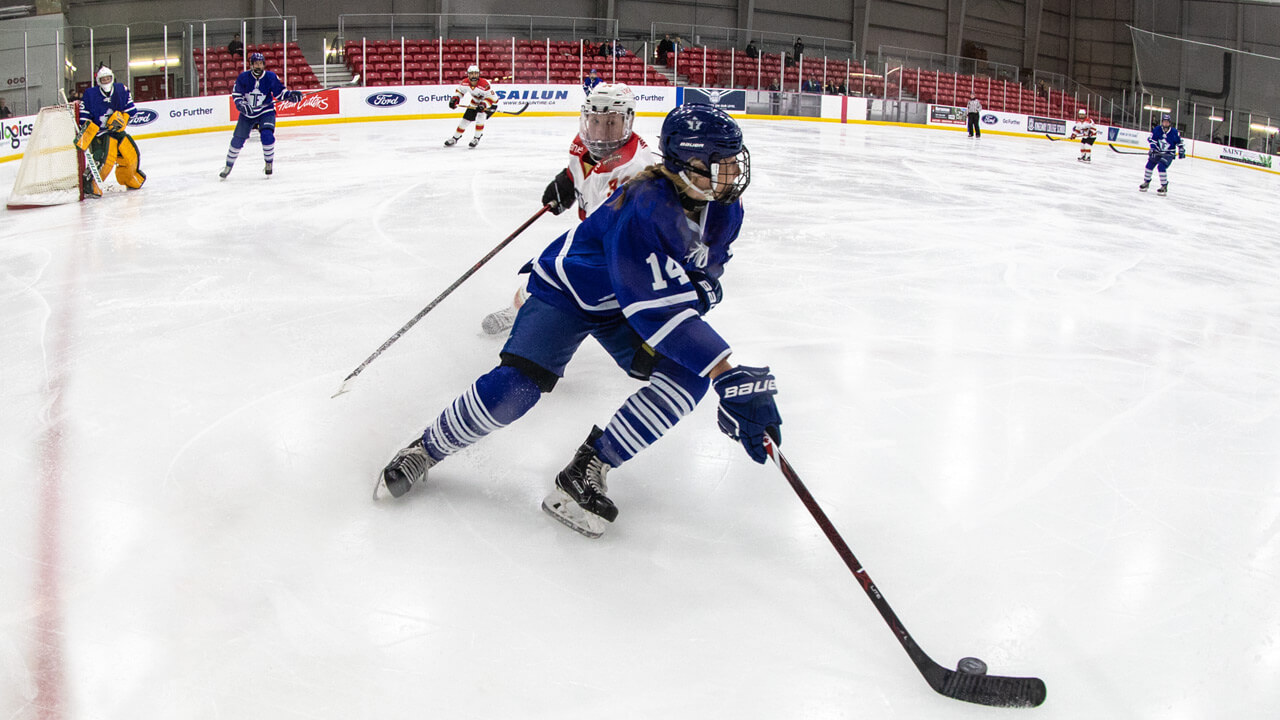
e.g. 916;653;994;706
1108;143;1150;155
332;204;550;397
762;435;1047;708
494;102;530;116
1043;133;1063;141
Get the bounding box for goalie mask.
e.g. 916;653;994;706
579;83;635;159
659;103;751;204
96;66;114;95
250;52;266;78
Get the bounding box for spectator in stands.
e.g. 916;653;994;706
596;40;612;58
966;93;982;137
583;68;602;95
803;78;821;93
745;40;759;59
793;37;804;61
657;35;674;65
612;41;627;58
0;98;12;119
227;33;243;56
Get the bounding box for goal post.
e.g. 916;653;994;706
6;102;87;210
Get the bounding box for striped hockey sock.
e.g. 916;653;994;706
422;365;542;460
595;371;698;466
263;142;275;165
224;145;241;168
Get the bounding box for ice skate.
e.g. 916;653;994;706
374;437;437;500
1157;184;1168;196
1139;181;1149;192
218;166;232;180
444;136;459;147
264;162;273;176
468;136;482;148
481;306;517;335
542;427;616;538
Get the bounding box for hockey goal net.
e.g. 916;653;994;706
6;102;85;209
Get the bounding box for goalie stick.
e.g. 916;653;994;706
59;89;106;196
762;435;1047;708
1109;143;1151;156
331;204;550;397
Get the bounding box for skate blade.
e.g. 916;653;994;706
541;490;607;538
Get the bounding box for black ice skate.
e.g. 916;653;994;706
1139;181;1150;192
264;162;273;176
444;136;459;147
542;426;617;538
468;136;482;148
219;166;232;179
1157;184;1168;196
374;437;437;500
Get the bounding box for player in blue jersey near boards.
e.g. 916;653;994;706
1140;113;1186;196
218;52;302;179
374;104;783;538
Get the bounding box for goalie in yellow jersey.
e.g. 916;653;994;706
77;66;147;194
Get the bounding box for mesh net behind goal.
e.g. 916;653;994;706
6;103;83;209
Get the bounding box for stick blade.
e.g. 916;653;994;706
925;663;1047;708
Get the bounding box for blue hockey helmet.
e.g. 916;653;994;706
1160;113;1171;123
659;103;751;203
249;52;266;77
249;52;265;64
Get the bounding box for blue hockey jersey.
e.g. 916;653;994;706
78;83;137;129
232;71;290;119
1148;124;1184;155
528;174;744;377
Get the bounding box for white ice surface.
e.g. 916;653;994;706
2;115;1279;719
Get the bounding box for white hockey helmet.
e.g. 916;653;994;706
580;82;636;159
1078;108;1087;116
96;66;114;94
467;64;480;75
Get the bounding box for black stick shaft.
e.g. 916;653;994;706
333;205;549;396
763;436;931;672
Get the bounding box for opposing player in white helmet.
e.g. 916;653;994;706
1069;107;1098;163
444;64;499;148
480;83;653;334
76;65;146;193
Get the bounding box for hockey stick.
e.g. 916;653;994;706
494;102;530;116
291;75;361;101
1043;133;1063;141
1108;143;1150;156
762;435;1047;708
59;90;106;197
331;204;550;398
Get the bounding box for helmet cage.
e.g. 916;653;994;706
579;84;636;158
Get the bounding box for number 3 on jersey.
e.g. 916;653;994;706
644;252;689;290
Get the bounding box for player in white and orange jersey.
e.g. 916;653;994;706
444;64;499;148
481;83;655;334
1069;108;1098;163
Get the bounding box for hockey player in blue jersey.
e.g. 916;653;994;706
1140;113;1186;196
375;104;783;539
77;66;146;192
218;52;302;179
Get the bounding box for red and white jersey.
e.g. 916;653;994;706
452;77;498;111
1071;117;1098;139
566;133;654;220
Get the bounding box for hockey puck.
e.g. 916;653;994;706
956;657;988;675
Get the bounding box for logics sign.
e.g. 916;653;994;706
3;119;35;149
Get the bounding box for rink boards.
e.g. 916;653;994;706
2;82;1275;174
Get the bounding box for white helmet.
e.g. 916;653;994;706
580;82;636;159
1078;108;1087;116
96;66;114;94
467;64;480;74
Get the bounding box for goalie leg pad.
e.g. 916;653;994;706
96;136;119;180
113;134;145;189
